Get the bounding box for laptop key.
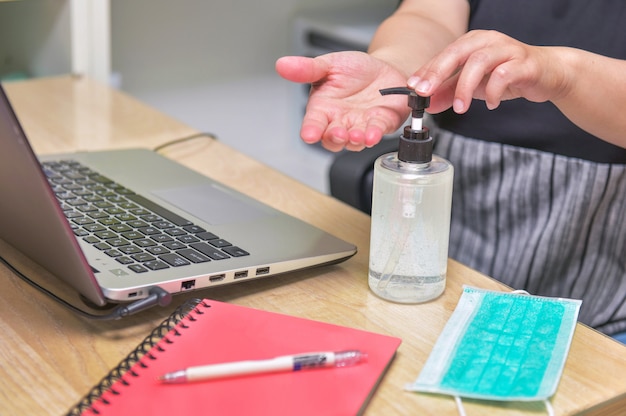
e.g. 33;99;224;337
158;253;190;267
197;231;219;240
106;237;131;247
146;246;170;255
109;223;133;233
222;246;250;257
116;256;134;265
126;193;193;226
83;236;100;244
163;241;186;250
143;260;170;270
121;231;144;240
189;242;230;260
119;246;143;255
177;235;200;244
137;226;161;235
96;230;118;239
177;248;211;263
128;264;148;273
134;238;157;248
184;225;205;234
209;239;232;248
94;242;111;250
132;253;155;262
151;234;174;243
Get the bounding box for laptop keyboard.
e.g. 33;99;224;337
42;160;249;274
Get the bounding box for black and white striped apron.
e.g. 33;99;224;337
433;128;626;335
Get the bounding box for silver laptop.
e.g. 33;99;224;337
0;84;356;318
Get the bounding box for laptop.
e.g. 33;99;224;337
0;84;356;318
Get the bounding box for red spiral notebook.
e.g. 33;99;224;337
70;299;401;416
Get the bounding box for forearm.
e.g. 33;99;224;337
552;47;626;148
368;0;469;78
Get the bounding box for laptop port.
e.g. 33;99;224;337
181;280;196;291
234;270;249;279
209;274;225;282
256;267;270;276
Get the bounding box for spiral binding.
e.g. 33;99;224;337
66;298;209;416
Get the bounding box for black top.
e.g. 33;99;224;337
430;0;626;163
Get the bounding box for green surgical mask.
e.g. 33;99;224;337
406;286;581;412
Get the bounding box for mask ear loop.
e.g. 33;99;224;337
455;396;554;416
454;396;466;416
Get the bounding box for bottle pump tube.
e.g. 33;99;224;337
368;87;454;303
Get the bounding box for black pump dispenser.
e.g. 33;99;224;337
380;87;432;163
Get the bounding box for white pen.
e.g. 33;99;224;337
158;349;367;383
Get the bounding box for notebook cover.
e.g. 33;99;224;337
77;299;401;415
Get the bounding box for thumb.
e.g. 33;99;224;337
275;56;330;84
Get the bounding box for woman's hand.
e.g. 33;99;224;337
407;30;567;114
276;52;410;152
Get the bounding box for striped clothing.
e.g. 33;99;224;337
433;128;626;335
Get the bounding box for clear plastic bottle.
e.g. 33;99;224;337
369;153;453;303
369;87;454;303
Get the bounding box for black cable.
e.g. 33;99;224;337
152;132;218;153
0;253;172;320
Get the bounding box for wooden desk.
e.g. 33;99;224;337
1;76;625;415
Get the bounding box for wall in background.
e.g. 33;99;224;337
108;1;396;194
0;0;71;80
110;0;394;95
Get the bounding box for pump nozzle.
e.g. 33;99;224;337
380;87;430;129
380;87;433;164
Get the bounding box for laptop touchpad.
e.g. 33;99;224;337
152;184;271;225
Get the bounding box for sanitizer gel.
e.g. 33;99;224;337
369;88;454;303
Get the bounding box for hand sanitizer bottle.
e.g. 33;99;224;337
369;88;454;303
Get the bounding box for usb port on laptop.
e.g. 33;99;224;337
234;270;249;279
256;267;270;276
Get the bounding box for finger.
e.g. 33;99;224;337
484;58;541;108
275;56;330;84
452;42;525;112
364;124;385;148
347;128;367;148
322;124;350;149
408;46;470;96
483;62;517;110
408;31;496;95
300;124;324;144
362;118;388;147
344;126;367;151
299;105;331;144
451;50;495;113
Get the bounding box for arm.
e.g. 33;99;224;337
368;0;469;78
275;0;469;152
408;30;626;148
